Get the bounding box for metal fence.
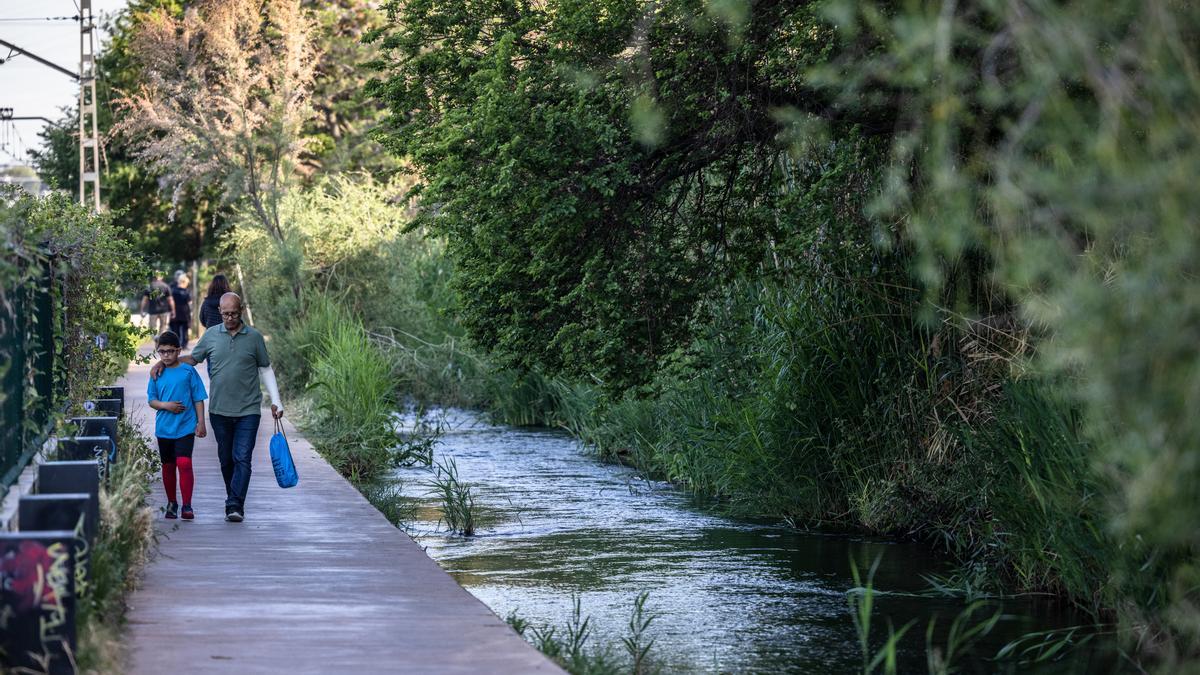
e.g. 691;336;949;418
0;254;60;496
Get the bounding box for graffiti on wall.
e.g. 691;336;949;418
0;536;75;672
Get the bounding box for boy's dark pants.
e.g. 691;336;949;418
209;413;261;510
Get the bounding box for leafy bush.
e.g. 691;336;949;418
1;188;148;402
232;175;453;337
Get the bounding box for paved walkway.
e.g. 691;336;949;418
119;360;559;673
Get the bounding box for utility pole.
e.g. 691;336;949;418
78;0;100;210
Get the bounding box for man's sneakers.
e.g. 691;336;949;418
165;502;179;519
224;505;244;523
181;504;195;520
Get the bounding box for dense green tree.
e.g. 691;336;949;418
823;0;1200;661
366;0;898;392
301;0;398;178
114;0;318;242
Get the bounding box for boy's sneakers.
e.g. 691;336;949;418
181;504;194;520
165;502;179;519
224;505;244;523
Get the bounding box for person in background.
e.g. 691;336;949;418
147;330;207;520
170;274;193;349
200;274;231;330
140;272;175;344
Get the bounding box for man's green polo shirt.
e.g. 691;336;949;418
191;323;271;417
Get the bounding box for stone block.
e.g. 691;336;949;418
0;531;77;675
36;463;100;545
55;436;116;465
67;416;118;443
83;397;122;417
19;494;92;594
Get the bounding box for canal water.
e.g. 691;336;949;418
392;410;1116;673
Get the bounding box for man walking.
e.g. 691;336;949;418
152;293;283;522
140;272;175;343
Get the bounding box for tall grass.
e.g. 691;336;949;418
267;295;437;530
848;555;915;675
358;478;416;528
308;318;405;483
544;275;1107;606
75;417;156;673
924;601;1002;675
623;591;657;675
268;292;351;392
848;556;1029;674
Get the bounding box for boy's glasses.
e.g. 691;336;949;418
157;348;180;355
220;311;241;318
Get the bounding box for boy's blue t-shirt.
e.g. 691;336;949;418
146;363;208;439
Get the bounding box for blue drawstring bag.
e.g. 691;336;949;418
270;419;299;488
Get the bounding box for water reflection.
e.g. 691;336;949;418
393;410;1117;673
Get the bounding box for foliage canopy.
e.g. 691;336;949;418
367;0;899;392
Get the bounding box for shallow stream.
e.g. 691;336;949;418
393;410;1116;673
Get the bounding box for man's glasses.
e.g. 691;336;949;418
157;348;180;355
220;310;241;318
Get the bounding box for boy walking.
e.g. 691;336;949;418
147;331;208;520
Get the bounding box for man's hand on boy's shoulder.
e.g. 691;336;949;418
150;354;198;379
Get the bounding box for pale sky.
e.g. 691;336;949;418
0;0;130;163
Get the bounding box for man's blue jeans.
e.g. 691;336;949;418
209;413;261;510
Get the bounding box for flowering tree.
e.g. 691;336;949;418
115;0;318;241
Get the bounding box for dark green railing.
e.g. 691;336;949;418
0;254;60;498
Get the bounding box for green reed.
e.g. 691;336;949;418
428;455;480;536
507;593;660;675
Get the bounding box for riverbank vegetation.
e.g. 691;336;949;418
358;0;1197;667
64;0;1200;669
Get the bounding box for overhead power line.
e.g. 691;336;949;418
0;16;81;23
0;39;81;81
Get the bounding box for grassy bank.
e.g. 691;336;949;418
455;284;1107;603
539;282;1106;605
